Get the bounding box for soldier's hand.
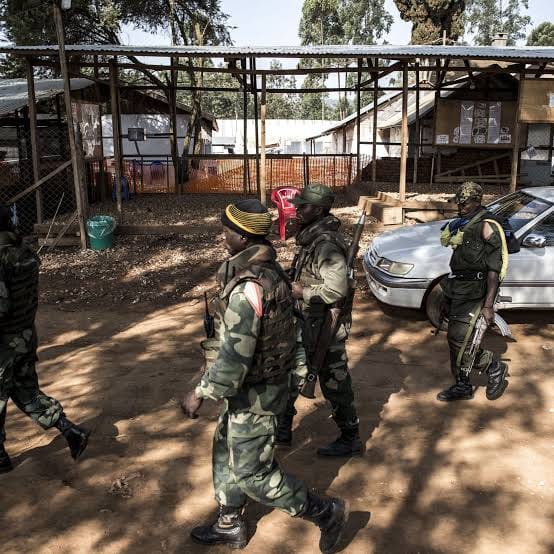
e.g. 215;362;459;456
182;390;203;419
291;282;304;299
482;306;495;328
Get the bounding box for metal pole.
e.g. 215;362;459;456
260;74;267;205
399;62;409;204
356;59;362;183
109;58;123;215
53;2;87;249
25;60;43;224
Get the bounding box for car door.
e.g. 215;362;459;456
501;211;554;308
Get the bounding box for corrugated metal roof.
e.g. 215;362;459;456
0;77;92;116
1;44;554;61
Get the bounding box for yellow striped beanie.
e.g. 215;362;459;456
221;199;273;238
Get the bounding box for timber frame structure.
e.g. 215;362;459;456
1;43;554;247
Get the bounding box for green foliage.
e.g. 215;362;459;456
340;0;393;44
393;0;465;44
465;0;531;46
527;21;554;46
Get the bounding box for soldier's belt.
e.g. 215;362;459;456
448;271;485;281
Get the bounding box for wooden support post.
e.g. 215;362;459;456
413;62;420;186
510;71;525;193
398;63;409;204
372;58;378;187
251;57;260;196
53;2;87;249
242;58;248;193
260;74;267;205
93;56;107;202
170;57;180;194
356;59;362;183
109;58;123;215
25;60;43;224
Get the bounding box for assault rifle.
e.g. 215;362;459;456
460;295;512;377
203;292;215;339
300;210;366;399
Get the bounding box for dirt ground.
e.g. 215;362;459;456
1;194;553;554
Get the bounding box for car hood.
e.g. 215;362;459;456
368;221;451;279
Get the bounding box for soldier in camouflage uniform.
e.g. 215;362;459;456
182;199;347;553
0;205;90;474
437;182;509;402
275;184;362;457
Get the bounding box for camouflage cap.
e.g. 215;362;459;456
454;181;483;204
291;183;335;209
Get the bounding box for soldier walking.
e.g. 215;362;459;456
0;205;90;474
437;182;510;402
275;184;362;457
182;199;347;553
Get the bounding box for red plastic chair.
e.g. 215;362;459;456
271;187;300;240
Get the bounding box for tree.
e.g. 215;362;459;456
527;21;554;46
265;61;300;119
393;0;465;44
339;0;393;44
465;0;531;46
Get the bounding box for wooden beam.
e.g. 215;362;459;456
251;57;260;196
510;72;524;192
53;2;87;249
356;59;362;182
413;62;420;186
25;60;43;224
372;58;378;187
242;58;249;193
260;73;267;204
8;161;72;205
109;59;123;214
399;63;409;204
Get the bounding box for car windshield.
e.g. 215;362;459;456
486;192;552;232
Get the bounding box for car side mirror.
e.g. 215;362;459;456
522;233;546;248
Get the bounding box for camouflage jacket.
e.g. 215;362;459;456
0;231;40;335
195;243;293;415
293;215;349;307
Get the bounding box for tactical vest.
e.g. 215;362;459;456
0;235;40;333
211;262;296;385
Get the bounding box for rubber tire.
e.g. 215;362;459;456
425;280;448;331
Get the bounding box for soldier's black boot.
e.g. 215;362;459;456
316;427;363;457
437;375;474;402
486;360;508;400
275;412;294;447
55;414;90;460
190;505;247;549
300;491;347;554
0;444;13;474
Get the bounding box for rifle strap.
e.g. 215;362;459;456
456;300;483;370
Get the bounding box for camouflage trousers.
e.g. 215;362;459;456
445;297;495;379
212;407;308;515
0;328;63;444
289;338;359;431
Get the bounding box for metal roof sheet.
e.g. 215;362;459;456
1;44;554;61
0;77;92;116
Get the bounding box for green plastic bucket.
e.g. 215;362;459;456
86;215;116;250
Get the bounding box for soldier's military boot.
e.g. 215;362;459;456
275;412;294;447
300;491;347;554
486;360;508;400
316;427;363;457
0;443;13;474
190;505;247;549
437;375;474;402
55;414;90;460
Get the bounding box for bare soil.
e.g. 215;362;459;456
2;194;553;554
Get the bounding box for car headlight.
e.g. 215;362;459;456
376;257;414;276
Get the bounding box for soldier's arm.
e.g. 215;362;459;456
0;262;11;318
481;222;502;320
195;282;261;402
302;242;348;305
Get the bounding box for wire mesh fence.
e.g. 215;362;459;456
0;128;76;234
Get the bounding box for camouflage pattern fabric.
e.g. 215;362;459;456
0;328;63;444
290;216;359;431
212;408;307;515
444;297;495;378
195;244;292;415
453;181;483;204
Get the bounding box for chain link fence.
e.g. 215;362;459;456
0;127;76;235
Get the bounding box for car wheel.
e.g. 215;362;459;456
425;281;448;330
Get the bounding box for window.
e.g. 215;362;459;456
532;213;554;246
486;192;552;233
